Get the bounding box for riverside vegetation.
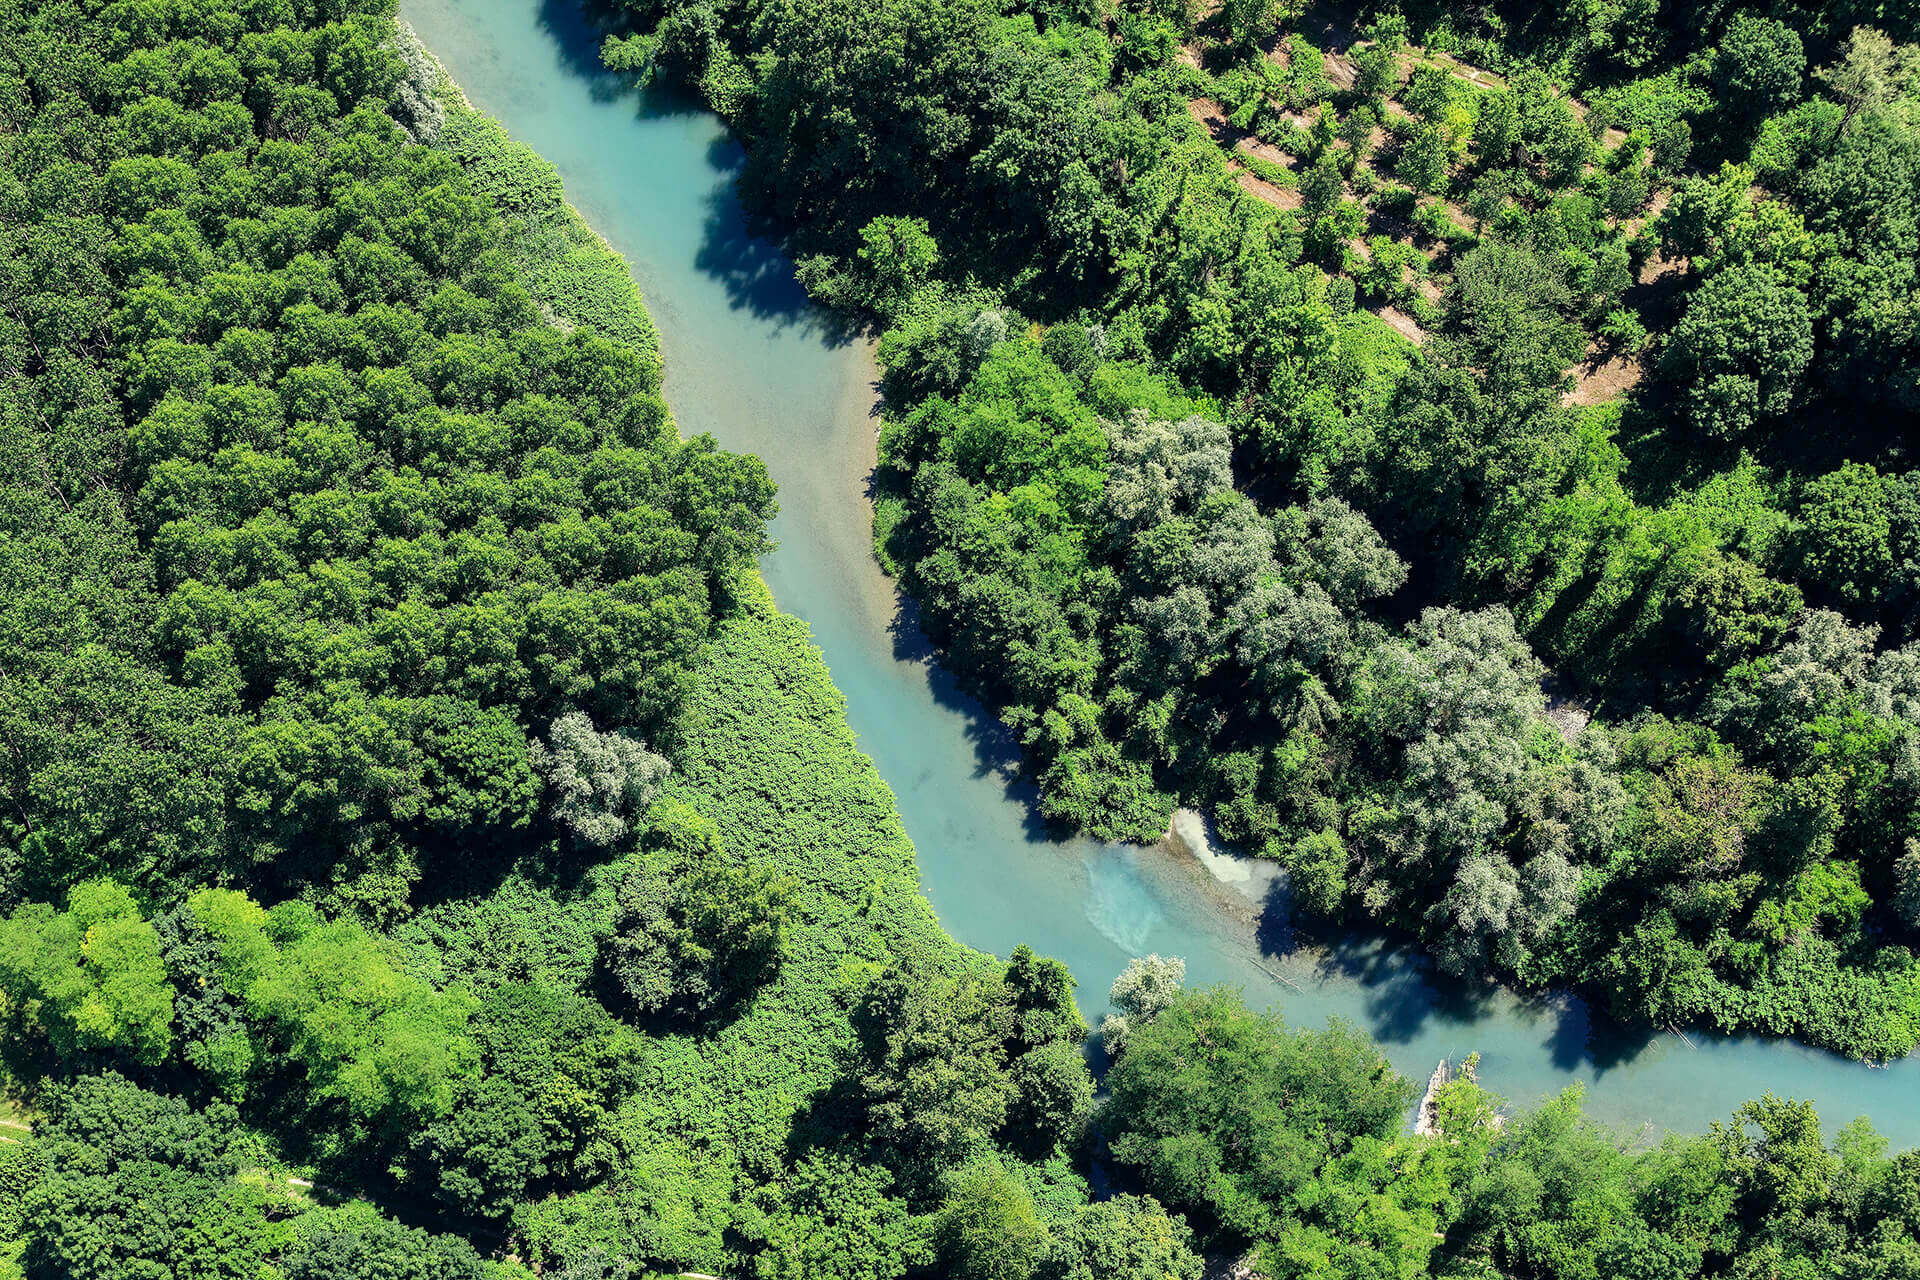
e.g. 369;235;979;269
0;1;1113;1275
5;0;1920;1278
602;0;1920;1063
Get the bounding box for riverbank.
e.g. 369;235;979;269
399;28;1031;1272
398;0;1920;1145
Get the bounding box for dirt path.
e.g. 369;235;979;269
1235;168;1301;209
1565;342;1644;405
1188;97;1237;144
1189;100;1308;213
1377;306;1426;343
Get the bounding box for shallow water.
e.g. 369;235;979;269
402;0;1920;1143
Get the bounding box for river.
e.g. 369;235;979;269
400;0;1920;1144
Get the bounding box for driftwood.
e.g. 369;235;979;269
1414;1058;1451;1137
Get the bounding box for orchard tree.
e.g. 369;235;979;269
1473;91;1519;166
1220;0;1297;53
1661;263;1814;440
1712;14;1806;139
1397;121;1450;194
1796;463;1894;610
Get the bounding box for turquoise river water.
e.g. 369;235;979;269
402;0;1920;1143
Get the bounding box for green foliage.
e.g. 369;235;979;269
851;943;1088;1192
602;0;1920;1062
16;1071;493;1280
0;0;777;920
749;1150;924;1280
1039;1195;1203;1280
934;1160;1047;1280
19;0;1920;1273
413;981;643;1223
425;40;661;358
1795;462;1895;610
504;587;1090;1274
1474;90;1521;166
1103;985;1417;1240
20;1074;290;1280
0;880;174;1067
284;1203;491;1280
798;215;942;323
601;796;795;1019
1711;14;1807;139
185;887;479;1143
1660;263;1815;440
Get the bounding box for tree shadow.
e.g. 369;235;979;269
775;1060;876;1177
683;131;870;342
881;590;1062;843
1253;875;1300;960
529;0;850;337
691;181;829;331
1552;999;1663;1077
1323;936;1489;1045
535;0;640;104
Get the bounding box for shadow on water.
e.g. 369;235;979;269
884;588;1063;842
692;185;823;328
1253;876;1297;960
1552;1002;1662;1078
535;0;633;100
1305;935;1484;1046
530;0;838;330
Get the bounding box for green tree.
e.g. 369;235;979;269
1820;26;1920;130
1712;14;1806;140
1299;153;1345;219
752;1151;919;1280
284;1203;488;1280
1353;42;1398;104
1040;1195;1201;1280
0;881;174;1066
601;797;793;1018
1102;986;1413;1239
19;1074;290;1280
1474;91;1520;166
1661;264;1814;440
934;1161;1047;1280
1396;121;1450;194
190;890;479;1142
1339;104;1377;167
528;711;670;848
1796;463;1895;610
849;216;942;322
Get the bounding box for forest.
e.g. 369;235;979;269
598;0;1920;1061
6;0;1920;1277
0;0;1113;1274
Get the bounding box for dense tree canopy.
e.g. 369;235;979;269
0;0;777;923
